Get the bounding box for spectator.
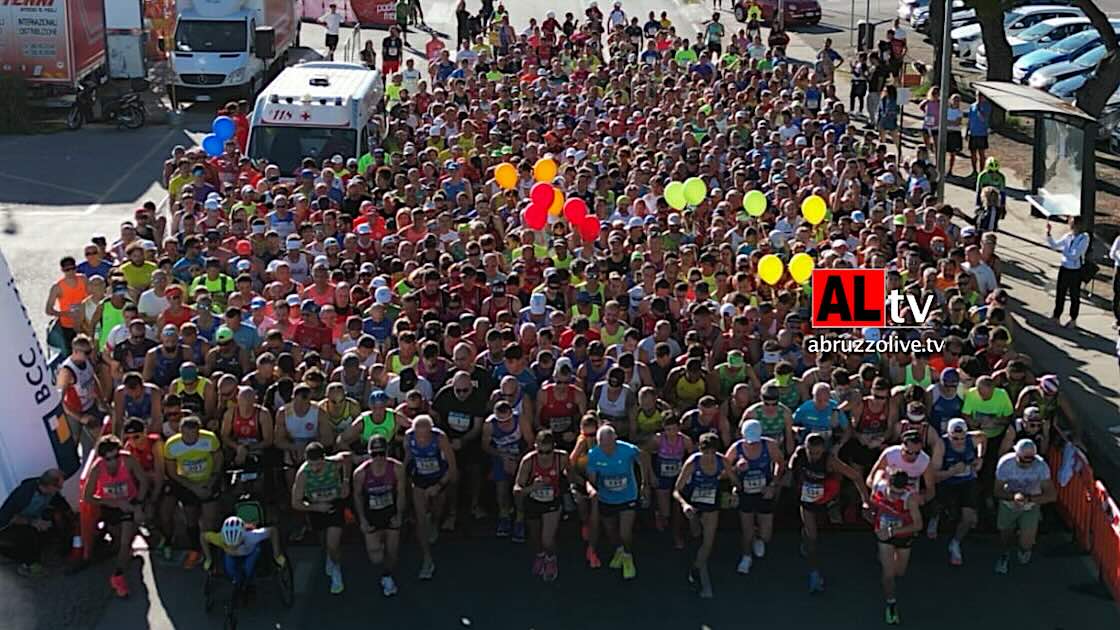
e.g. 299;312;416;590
1046;217;1090;328
0;470;73;577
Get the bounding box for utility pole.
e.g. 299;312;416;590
935;0;952;199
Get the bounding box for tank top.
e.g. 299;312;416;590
150;346;183;389
596;385;628;421
485;297;517;322
173;377;210;416
124;436;158;473
389;353;418;375
929;387;964;432
600;323;625;348
212;348;244;379
490;415;523;460
62;356;96;412
734;439;773;494
362;459;399;512
361;409;396;444
340;372;367;402
882;446;930;490
716;365;748;400
322;399;360;435
855;397;889;439
905;364;932;388
796;449;829;504
871;481;914;536
656;432;685;479
636;407;663;436
675;375;707;408
123;389;153;420
583;358;614;392
56;275;87;329
939;434;977;485
752;403;787;439
93;457;138;501
231;405;264;445
98;300;125;350
284;403;319;441
686;453;723;507
406;428;447;479
539;384;578;436
527;452;562;504
303;460;342;502
683;410;719;446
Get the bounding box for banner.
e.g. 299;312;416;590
301;0;396;27
0;247;81;503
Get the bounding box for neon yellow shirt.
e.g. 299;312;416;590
120;260;157;290
164;429;221;483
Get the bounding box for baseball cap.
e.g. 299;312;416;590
285;237;302;250
939;367;960;386
236;259;251;272
235;240;252;255
161;324;178;337
728;350;745;367
250;297;267;310
742;419;763;443
850;210;866;223
1023;406;1042;422
1039;374;1059;394
530;292;547;314
576;290;592;304
627;216;643;229
554;357;574;375
668;213;682;226
368;389;389;405
285;294;301;307
862;327;881;343
215;327;234;343
300;299;320;314
947;418;968;434
179;363;199;381
1014;438;1037;456
375;286;393;304
204;198;221;210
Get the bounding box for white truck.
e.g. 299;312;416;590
247;61;382;175
168;0;299;104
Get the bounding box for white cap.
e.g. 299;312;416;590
947;418;968;434
375;286;392;304
530;292;547;315
720;303;736;317
742;420;763;443
1014;438;1038;456
668;213;682;226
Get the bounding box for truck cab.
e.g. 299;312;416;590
247;62;383;176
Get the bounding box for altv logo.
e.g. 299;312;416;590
810;269;935;328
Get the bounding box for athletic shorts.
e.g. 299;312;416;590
997;503;1041;532
947;130;963;153
707;42;722;55
839;439;882;470
325;33;339;49
101;506;135;525
524;497;561;519
879;535;914;549
308;499;346;531
167;477;220;506
938;480;979;512
412;475;444;490
968;135;989;151
382;59;401;75
363;506;399;531
491;455;519;482
598;499;638;517
737;492;775;514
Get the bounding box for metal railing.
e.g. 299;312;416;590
341;25;363;63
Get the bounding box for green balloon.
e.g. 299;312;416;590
683;177;707;206
665;181;687;210
744;190;767;217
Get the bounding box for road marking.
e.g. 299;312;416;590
0;171;100;200
12;126;181;217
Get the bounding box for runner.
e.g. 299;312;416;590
929;419;985;565
83;436;149;597
481;399;534;541
653;414;694;547
290;442;351;594
163;416;222;569
726;419;785;575
993;439;1056;575
868;469;923;625
404;415;457;580
513;429;570;581
352;435;406;596
585;424;652;580
674;433;736;599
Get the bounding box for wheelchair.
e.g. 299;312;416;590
202;539;294;630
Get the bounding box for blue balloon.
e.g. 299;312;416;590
212;115;236;141
201;133;223;157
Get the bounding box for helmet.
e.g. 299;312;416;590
985;157;999;171
547;10;555;18
221;516;245;547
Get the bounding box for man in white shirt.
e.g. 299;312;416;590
962;245;998;299
1045;217;1090;328
319;4;344;60
138;270;170;324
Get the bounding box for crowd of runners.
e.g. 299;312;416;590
30;1;1069;625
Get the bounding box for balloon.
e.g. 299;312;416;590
757;254;785;286
683;177;707;206
533;157;557;182
801;195;827;225
563;197;588;224
548;188;565;217
578;216;602;241
664;181;687;210
495;162;518;190
530;182;555;208
524;205;548;231
201;133;223;157
212;115;236;141
744;190;767;217
788;253;815;284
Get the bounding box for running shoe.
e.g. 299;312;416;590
586;545;601;569
886;603;900;625
381;575;398;597
532;553;545;577
543;555;558;582
1017;549;1032;565
736;554;753;575
330;566;344;595
948;539;963;566
620;553;636;580
419;558;436;580
325;556;335;577
926;515;940;540
182;550;202;570
808;570;825;594
496;516;512;538
753;538;766;558
994;554;1010;575
155;541;173;563
109;573;129;598
511;520;526;543
609;546;625;569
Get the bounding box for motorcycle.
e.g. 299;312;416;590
66;86;146;131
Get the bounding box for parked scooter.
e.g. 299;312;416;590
66;85;145;131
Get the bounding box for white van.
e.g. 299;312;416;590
247;62;384;176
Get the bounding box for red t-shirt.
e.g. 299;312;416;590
293;321;333;352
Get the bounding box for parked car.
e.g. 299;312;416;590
1049;73;1088;99
952;5;1084;60
1029;43;1106;90
898;0;928;23
976;16;1095;70
911;1;969;33
1013;28;1111;82
734;0;822;26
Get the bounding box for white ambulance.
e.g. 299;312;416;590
247;62;383;175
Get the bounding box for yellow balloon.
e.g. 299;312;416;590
801;195;827;225
757;254;785;286
788;252;815;284
533;157;558;183
548;188;565;217
494;162;517;190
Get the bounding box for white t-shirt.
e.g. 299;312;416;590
320;12;344;35
882;444;931;489
138;289;169;321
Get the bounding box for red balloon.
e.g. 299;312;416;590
524;204;548;230
578;216;601;241
563;197;588;224
530;182;555;208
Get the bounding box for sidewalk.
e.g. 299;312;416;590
784;30;1120;492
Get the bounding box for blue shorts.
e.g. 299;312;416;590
223;544;261;586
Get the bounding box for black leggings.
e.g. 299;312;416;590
1053;266;1082;321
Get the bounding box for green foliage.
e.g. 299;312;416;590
0;74;33;134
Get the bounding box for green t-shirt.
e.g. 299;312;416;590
674;48;698;66
961;387;1014;438
721;52;740;69
120;260;157;290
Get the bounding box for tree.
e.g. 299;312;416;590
965;0;1015;83
1070;0;1120;117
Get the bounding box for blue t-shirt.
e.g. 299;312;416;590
588;441;641;505
968;101;991;137
77;259;113;280
793;399;848;433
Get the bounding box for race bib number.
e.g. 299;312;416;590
387;46;398;56
743;473;766;494
183;459;207;476
976;413;998;431
309;487;338;502
659;459;681;478
692;486;717;505
415;457;440;475
602;475;628;492
448;412;472;432
801;482;824;503
368;492;393;511
530;485;555;503
878;512;902;531
103;481;129;499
